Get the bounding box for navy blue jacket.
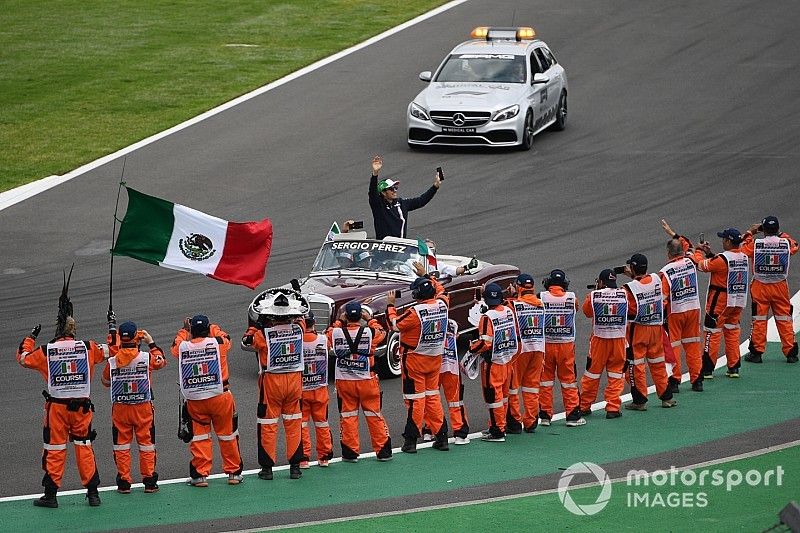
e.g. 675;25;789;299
368;174;437;240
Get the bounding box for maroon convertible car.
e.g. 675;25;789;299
248;233;519;378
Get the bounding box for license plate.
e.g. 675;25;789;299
441;127;476;133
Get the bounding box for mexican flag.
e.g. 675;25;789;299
112;187;273;289
325;221;340;243
417;239;437;270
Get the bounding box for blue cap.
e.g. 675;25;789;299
190;314;210;336
627;253;648;270
598;269;618;289
410;277;435;300
119;321;137;341
717;228;743;244
762;216;779;233
515;273;534;288
344;302;362;321
484;283;504;306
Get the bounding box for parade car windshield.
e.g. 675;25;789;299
435;54;526;83
310;240;422;277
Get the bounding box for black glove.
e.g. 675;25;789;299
467;257;478;270
30;324;41;339
242;333;254;346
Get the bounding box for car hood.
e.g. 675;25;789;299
415;82;527;112
299;274;408;304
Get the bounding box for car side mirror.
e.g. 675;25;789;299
532;73;549;85
419;71;432;82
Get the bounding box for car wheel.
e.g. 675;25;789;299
376;331;402;379
551;91;567;131
519;109;534;151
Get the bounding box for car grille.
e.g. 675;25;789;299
429;110;491;127
307;294;334;334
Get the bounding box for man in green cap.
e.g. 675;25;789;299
368;155;441;239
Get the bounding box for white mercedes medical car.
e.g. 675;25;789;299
407;27;567;150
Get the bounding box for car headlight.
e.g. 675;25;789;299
492;104;520;122
410;102;430;121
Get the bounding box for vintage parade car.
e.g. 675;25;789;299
248;232;520;378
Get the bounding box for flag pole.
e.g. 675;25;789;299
109;157;127;314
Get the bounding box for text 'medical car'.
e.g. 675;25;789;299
407;26;567;150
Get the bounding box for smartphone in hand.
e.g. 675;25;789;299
436;166;444;181
351;220;364;230
394;289;402;298
613;266;626;275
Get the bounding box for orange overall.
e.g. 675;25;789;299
659;238;703;384
17;335;107;492
172;326;242;478
741;231;799;358
300;329;333;462
327;319;392;460
244;322;305;468
693;248;749;373
388;279;449;441
470;304;518;436
624;275;673;404
538;287;580;420
507;292;545;430
579;291;627;413
102;340;166;487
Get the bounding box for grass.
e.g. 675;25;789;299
0;0;448;191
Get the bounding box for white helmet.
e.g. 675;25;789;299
249;287;309;324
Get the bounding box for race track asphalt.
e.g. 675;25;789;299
1;0;799;498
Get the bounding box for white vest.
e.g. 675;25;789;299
46;340;91;399
302;334;328;391
441;319;460;376
541;291;577;343
660;258;701;313
409;300;448;356
109;351;151;404
263;323;304;373
511;300;545;353
331;326;373;381
178;338;223;401
625;275;664;326
753;236;790;284
485;307;518;364
721;251;749;308
590;289;628;339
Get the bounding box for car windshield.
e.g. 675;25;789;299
311;240;423;277
435;53;526;83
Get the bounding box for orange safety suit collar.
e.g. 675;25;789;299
114;345;141;367
546;286;567;296
510;291;542;305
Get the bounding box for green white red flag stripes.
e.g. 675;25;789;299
417;238;437;270
325;221;340;243
112;187;272;289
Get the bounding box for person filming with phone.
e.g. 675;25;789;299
368;155;442;239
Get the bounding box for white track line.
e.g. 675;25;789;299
4;289;798;504
0;0;472;213
232;438;800;532
767;291;800;342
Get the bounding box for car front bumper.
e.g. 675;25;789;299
407;109;525;147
